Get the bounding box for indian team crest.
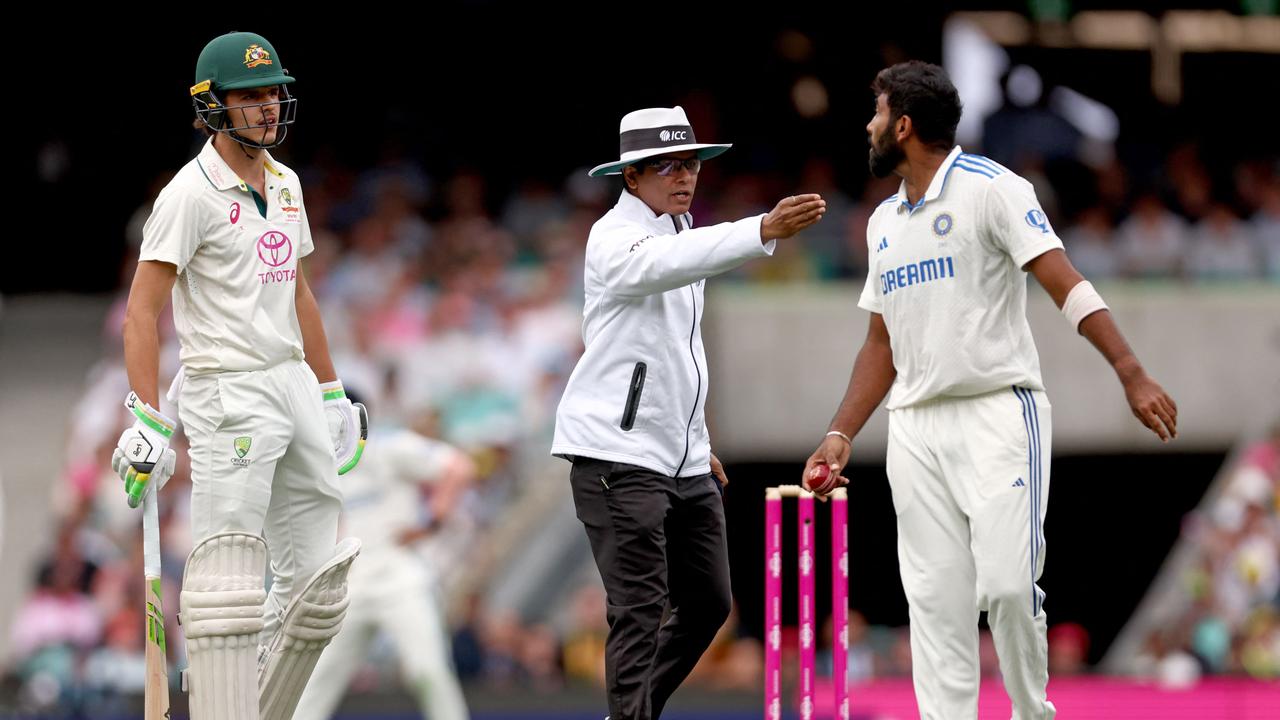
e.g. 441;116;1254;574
244;44;273;69
932;212;954;237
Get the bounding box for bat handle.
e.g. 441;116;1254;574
143;488;161;577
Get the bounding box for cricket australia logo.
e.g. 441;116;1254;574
278;187;294;207
232;436;253;467
244;44;273;69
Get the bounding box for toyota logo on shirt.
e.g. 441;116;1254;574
257;231;293;267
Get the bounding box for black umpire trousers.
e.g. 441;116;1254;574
569;456;733;720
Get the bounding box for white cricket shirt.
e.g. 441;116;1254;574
859;146;1064;409
140;139;314;375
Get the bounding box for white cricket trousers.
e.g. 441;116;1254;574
887;386;1055;720
179;359;344;645
292;551;470;720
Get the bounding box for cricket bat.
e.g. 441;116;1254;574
143;488;170;719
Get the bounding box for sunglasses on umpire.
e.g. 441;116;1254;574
641;156;702;176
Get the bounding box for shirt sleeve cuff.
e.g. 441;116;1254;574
137;250;186;273
1012;237;1065;269
737;214;774;256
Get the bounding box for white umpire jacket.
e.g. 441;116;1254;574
552;190;775;477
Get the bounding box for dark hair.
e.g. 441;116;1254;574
872;61;963;152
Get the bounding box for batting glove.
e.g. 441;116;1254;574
321;380;368;475
112;392;178;508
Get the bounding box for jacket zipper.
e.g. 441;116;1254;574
673;283;701;477
670;212;701;476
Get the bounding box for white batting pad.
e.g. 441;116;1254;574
181;532;269;720
258;537;361;720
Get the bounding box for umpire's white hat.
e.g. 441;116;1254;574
588;106;732;177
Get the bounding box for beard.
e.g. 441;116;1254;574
868;132;905;178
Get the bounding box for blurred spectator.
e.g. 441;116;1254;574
518;624;565;693
327;215;411;309
1062;206;1121;280
561;585;607;686
794;158;857;279
9;523;102;663
1048;622;1091;676
888;627;914;676
1166;146;1214;221
82;607;146;695
1153;422;1280;678
450;592;488;681
1116;193;1188;278
501;179;569;261
1186;203;1258;281
1253;178;1280;281
7;522;103;712
818;609;874;684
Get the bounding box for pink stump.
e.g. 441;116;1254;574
765;489;782;720
832;488;849;720
799;491;815;720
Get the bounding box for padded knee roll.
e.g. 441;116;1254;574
181;532;269;720
258;537;361;720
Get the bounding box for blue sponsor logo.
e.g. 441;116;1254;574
1025;209;1050;234
880;256;955;296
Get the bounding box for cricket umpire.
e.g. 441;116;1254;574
552;106;825;720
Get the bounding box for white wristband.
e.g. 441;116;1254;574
1062;280;1108;332
826;430;852;445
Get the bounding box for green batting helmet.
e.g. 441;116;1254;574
191;32;297;148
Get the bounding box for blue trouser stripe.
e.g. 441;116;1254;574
1014;386;1043;616
1027;387;1045;614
